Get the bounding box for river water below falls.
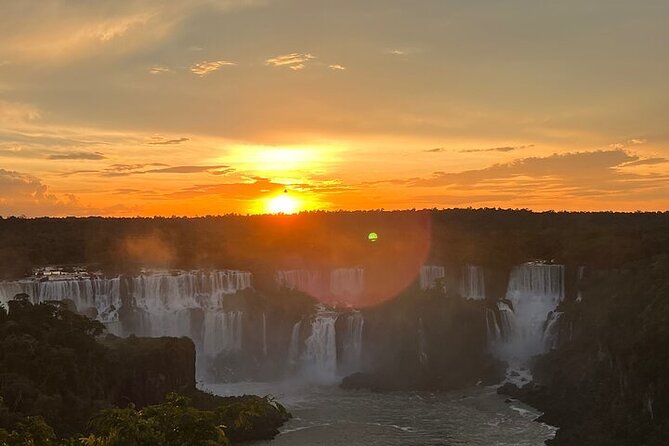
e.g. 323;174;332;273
203;382;557;446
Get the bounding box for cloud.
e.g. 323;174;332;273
0;169;82;216
167;177;278;199
410;150;636;187
0;1;264;63
148;65;172;74
328;64;346;71
190;60;235;76
47;151;107;160
460;145;534;153
0;101;40;125
609;138;649;149
91;163;233;177
265;53;315;70
0;145;108;161
166;176;351;200
147;137;189;145
145;165;233;175
107;163;168;172
423;145;533;154
622;157;668;167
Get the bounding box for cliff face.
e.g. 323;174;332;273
501;256;669;445
343;289;504;391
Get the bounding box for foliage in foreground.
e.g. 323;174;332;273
0;299;290;445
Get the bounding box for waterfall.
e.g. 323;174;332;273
340;312;364;373
126;270;250;342
1;269;252;361
460;265;485;300
330;267;364;300
202;311;243;357
0;276;122;324
129;270;251;312
419;265;445;290
301;306;338;382
275;269;322;295
262;312;268;357
485;308;501;342
490;262;565;362
417;318;428;368
543;311;563;351
576;266;585;302
0;280;37;307
288;321;302;367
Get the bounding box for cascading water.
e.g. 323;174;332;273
0;270;252;358
330;268;364;301
202;311;243;357
542;311;563;351
288;320;303;368
419;265;445;290
489;262;565;364
128;270;250;342
340;312;364;374
301;306;338;382
460;265;486;300
576;266;585;302
275;269;322;295
0;276;122;324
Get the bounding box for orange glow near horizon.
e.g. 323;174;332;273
266;192;301;214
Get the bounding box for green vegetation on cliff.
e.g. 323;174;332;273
500;255;669;445
0;298;290;445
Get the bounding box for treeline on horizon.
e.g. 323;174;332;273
1;209;668;280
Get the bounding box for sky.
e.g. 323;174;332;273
0;0;668;216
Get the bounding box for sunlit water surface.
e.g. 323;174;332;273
203;381;557;446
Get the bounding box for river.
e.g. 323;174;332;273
203;381;557;445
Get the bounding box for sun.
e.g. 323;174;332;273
267;193;300;214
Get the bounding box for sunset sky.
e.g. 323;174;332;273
1;0;668;216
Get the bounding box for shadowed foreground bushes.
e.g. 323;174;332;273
0;298;289;445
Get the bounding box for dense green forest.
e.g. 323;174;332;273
1;210;667;280
0;298;290;445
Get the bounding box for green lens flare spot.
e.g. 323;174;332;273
368;232;379;242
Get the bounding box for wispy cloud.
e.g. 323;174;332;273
609;138;648;149
621;157;667;167
328;64;346;71
459;145;534;153
0;145;108;161
190;60;236;76
47;151;107;160
145;165;233;175
265;53;315;71
148;65;172;75
146;137;189;145
98;163;233;177
423;145;533;154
